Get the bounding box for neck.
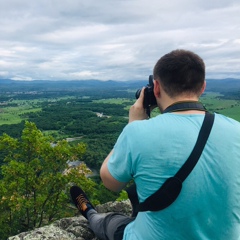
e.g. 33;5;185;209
159;96;201;113
162;101;206;114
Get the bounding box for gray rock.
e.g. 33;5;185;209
8;200;132;240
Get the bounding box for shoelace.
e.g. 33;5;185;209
76;194;89;211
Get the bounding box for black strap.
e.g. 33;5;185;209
137;112;215;212
175;112;214;181
163;101;206;114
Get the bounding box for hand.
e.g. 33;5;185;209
129;87;148;123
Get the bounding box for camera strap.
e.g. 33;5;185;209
136;105;214;212
162;101;206;114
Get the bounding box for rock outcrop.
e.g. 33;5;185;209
8;200;132;240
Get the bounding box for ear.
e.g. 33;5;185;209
153;79;161;99
200;81;206;95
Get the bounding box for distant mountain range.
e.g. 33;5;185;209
0;79;139;88
0;78;240;93
205;78;240;92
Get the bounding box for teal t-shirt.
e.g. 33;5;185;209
108;113;240;240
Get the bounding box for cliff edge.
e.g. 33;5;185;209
8;200;132;240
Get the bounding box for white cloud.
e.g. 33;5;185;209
69;71;100;78
11;76;33;81
0;0;239;81
0;71;9;77
37;25;109;44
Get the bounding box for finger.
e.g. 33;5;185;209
136;87;145;105
139;87;145;99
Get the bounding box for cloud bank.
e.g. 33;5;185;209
0;0;240;81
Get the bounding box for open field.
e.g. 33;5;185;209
93;98;133;105
217;106;240;122
0;91;240;127
0;106;41;125
0;96;77;125
201;92;240;121
94;92;240;121
201;92;238;109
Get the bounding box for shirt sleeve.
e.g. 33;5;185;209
107;125;133;183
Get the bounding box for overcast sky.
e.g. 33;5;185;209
0;0;240;81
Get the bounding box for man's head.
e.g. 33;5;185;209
153;49;205;98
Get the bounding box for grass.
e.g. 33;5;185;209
0;96;76;125
0;92;239;126
93;98;133;104
94;93;240;121
201;97;237;109
200;92;240;121
0;106;41;125
217;105;240;122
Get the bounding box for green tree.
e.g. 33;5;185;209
0;121;96;238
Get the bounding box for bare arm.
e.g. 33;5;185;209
100;87;148;192
100;150;127;192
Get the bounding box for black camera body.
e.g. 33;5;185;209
135;75;157;110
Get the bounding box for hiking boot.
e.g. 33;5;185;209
70;185;95;219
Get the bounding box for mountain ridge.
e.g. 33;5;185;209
0;78;240;93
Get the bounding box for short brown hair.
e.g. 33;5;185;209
153;49;205;98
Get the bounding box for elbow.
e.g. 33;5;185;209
100;165;125;192
100;166;115;192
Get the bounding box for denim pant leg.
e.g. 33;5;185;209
87;209;133;240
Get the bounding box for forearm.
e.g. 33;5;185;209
100;90;147;191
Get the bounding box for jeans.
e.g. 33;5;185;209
87;209;134;240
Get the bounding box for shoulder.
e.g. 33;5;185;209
214;113;240;127
212;113;240;142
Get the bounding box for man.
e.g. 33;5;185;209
70;49;240;239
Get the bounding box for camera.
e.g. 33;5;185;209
135;75;157;110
